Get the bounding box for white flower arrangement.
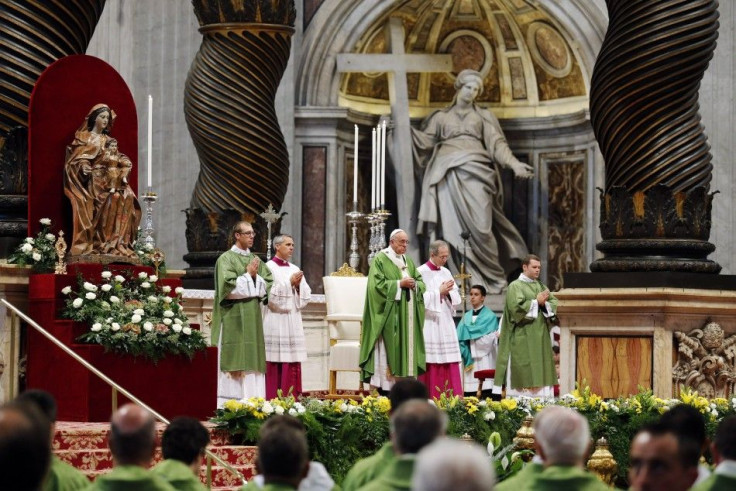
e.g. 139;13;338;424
8;219;59;273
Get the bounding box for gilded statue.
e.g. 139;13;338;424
412;69;533;293
64;104;141;259
673;321;736;398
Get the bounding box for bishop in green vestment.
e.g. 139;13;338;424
493;254;557;394
359;229;426;388
212;222;273;406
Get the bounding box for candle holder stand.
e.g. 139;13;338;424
375;209;391;252
367;212;380;264
346;204;364;270
142;189;158;247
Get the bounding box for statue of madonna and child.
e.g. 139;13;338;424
63;103;142;262
412;69;534;294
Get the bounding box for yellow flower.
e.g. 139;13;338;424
253;411;266;420
223;400;244;412
376;398;391;414
467;404;479;415
500;399;517;411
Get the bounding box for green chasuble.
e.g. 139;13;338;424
85;465;175;491
212;249;273;372
692;472;736;491
527;465;609;491
43;456;90;491
356;455;415;491
456;306;499;367
150;459;206;491
342;443;396;491
495;461;543;491
359;250;426;381
493;275;557;389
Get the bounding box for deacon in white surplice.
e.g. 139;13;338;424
263;234;311;399
416;240;463;398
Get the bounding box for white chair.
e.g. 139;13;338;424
323;272;368;397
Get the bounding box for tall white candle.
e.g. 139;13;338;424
353;125;359;203
147;95;153;188
371;128;377;210
380;120;387;207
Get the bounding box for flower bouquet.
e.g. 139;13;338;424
7;218;58;273
62;270;207;361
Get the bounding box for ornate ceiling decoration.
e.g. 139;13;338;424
339;0;588;118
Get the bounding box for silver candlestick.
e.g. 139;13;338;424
142;190;158;247
260;203;282;260
367;212;380;264
346;203;364;270
375;209;391;252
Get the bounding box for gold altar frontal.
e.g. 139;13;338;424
556;287;736;399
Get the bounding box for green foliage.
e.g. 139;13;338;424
8;218;58;273
62;270;206;362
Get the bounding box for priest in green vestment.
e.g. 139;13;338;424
212;221;273;407
493;254;557;397
151;417;209;491
359;229;426;390
692;416;736;490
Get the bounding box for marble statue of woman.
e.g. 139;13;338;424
412;69;533;293
64;104;141;259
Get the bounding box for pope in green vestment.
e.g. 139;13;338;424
494;257;557;391
212;245;273;373
359;231;426;384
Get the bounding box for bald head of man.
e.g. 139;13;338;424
109;404;157;467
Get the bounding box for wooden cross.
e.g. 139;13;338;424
337;17;453;258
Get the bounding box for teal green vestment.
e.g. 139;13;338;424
456;306;499;368
359;251;426;381
494;276;557;389
212;249;273;372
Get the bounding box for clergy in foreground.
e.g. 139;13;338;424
416;240;462;398
493;254;557;398
263;234;311;399
212;222;273;407
456;285;500;397
359;229;426;391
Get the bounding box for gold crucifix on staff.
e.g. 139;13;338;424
454;265;472;315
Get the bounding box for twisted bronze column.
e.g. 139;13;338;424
183;1;295;283
0;0;106;254
590;0;721;273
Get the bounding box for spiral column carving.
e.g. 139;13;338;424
590;0;721;273
0;0;106;254
183;1;295;282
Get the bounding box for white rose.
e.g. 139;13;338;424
83;282;97;292
163;318;172;326
288;408;297;416
40;218;51;225
484;411;496;421
172;324;182;333
101;271;112;279
32;252;42;262
45;233;55;241
140;282;151;289
114;275;125;283
182;327;192;335
147;296;158;303
61;286;72;295
173;318;183;325
21;243;33;253
111;322;121;331
340;403;348;412
274;405;285;415
163;310;174;318
163;297;173;304
143;322;153;332
91;323;102;332
138;272;148;279
262;402;274;415
145;243;154;251
106;317;113;323
134;308;145;315
109;296;120;304
25;237;34;244
161;285;172;293
149;275;158;282
296;403;306;414
85;292;96;300
175;287;184;294
72;298;83;308
101;284;112;292
131;314;142;323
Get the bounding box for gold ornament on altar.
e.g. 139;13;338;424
150;248;166;277
513;415;536;461
673;321;736;398
54;231;67;275
586;437;617;485
330;263;364;277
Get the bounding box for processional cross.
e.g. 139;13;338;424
337;17;454;259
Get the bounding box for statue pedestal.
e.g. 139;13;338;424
557;273;736;398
